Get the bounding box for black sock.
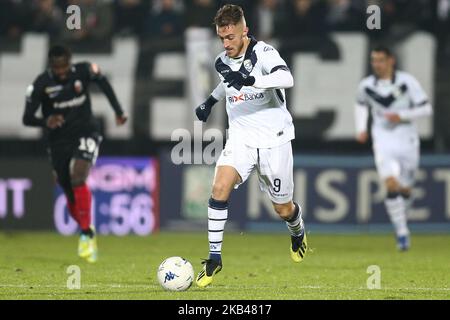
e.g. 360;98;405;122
81;228;94;238
400;192;411;200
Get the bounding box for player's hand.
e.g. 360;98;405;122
385;113;401;123
46;114;65;129
356;131;368;144
195;102;212;122
223;71;255;89
195;96;218;122
116;114;128;126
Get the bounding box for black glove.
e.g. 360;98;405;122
223;71;255;90
195;95;218;122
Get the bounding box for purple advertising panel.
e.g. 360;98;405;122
54;157;159;236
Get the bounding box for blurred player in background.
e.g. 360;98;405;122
22;45;127;262
354;46;432;251
194;4;307;287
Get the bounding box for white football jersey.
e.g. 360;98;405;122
355;70;431;140
211;37;295;148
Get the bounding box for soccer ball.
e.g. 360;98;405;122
157;256;194;291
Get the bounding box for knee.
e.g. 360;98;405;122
400;188;411;197
385;177;400;193
212;181;232;201
273;203;294;220
70;172;87;187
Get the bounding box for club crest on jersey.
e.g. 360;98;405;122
392;87;402;98
74;80;83;93
243;59;253;73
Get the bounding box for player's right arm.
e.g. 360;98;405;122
195;83;225;122
354;81;369;144
22;78;46;127
22;77;64;129
22;78;64;129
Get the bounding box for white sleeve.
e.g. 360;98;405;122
355;103;369;134
253;69;294;89
407;74;429;106
211;82;226;101
356;81;367;106
397;75;432;120
354;81;369;134
252;44;293;89
259;45;287;73
398;103;433;121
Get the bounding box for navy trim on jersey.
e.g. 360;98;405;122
417;100;429;107
238;36;258;76
365;83;407;108
257;148;260;167
215;57;232;78
271;65;290;102
240;50;257;76
270;65;290;73
215;37;259;90
244;36;258;59
215;37;258;72
356;99;366;105
215;36;259;77
215;57;241;90
275;89;285;103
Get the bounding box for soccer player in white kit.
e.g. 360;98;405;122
194;4;307;288
354;46;432;251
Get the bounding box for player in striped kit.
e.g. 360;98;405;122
194;4;307;288
355;46;432;251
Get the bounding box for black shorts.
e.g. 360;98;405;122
48;131;102;199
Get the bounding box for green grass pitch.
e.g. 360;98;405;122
0;232;449;300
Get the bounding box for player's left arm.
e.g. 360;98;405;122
252;46;294;89
252;66;294;89
387;76;433;122
87;63;127;126
400;76;433;120
22;78;57;128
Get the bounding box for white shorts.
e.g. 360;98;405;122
216;138;294;204
373;133;419;188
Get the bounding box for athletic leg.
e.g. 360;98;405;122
196;165;241;288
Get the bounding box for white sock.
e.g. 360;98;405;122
401;193;413;217
208;198;228;261
285;202;304;237
385;193;409;237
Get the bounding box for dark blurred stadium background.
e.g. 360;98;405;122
1;0;449;235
